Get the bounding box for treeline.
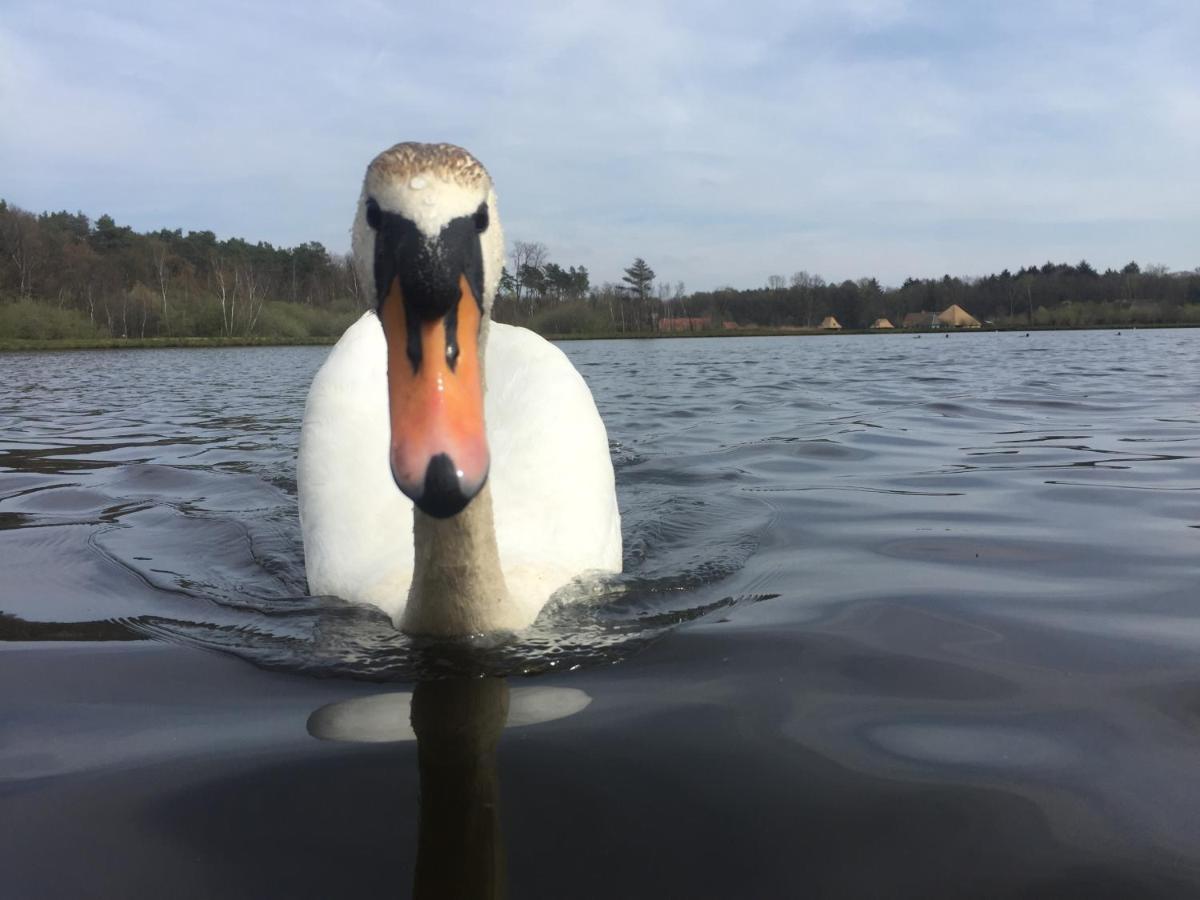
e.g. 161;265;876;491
688;262;1200;331
2;197;1198;343
492;244;686;334
0;199;363;341
496;252;1200;335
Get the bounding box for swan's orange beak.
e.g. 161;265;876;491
380;274;488;518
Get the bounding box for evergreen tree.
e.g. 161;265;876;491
621;257;655;301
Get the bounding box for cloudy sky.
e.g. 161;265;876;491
2;0;1197;290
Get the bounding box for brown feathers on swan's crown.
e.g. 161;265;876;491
367;142;491;188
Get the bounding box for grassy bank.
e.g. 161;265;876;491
0;334;340;351
0;297;361;351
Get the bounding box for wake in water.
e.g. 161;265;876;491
126;583;777;681
98;448;777;680
0;343;780;680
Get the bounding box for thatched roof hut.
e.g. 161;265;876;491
901;311;939;328
871;318;895;329
937;304;981;328
819;316;842;330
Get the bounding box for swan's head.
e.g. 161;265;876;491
352;143;505;519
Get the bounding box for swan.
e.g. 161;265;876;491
298;142;621;636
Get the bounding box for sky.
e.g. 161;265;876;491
1;0;1197;291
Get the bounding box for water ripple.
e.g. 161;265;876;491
1;330;1198;683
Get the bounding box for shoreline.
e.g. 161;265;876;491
544;322;1200;341
0;322;1195;352
0;335;341;352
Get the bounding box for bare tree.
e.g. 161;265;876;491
129;283;156;338
342;252;369;308
212;254;234;336
510;241;548;307
792;270;824;327
1;206;44;298
670;280;690;325
236;259;264;335
151;240;171;332
1020;271;1035;324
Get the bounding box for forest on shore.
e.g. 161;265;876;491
2;198;1198;344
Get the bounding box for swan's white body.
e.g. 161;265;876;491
298;311;621;629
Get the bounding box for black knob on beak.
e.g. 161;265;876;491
399;453;484;519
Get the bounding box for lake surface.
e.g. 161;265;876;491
2;328;1199;898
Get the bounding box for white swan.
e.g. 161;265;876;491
298;143;621;636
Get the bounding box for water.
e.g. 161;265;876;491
2;329;1198;897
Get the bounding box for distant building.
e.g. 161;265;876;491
659;316;712;332
901;311;940;328
871;318;895;329
937;304;981;328
819;316;842;330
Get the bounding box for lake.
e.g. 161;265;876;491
2;328;1199;898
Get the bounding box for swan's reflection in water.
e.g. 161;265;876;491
307;680;590;899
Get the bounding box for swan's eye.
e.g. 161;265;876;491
473;203;489;233
365;198;382;230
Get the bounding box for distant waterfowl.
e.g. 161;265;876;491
298;143;621;636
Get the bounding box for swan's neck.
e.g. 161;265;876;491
401;480;513;635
